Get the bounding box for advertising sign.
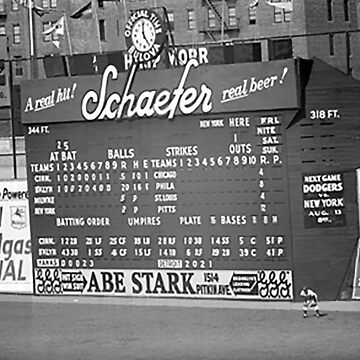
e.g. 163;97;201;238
303;172;345;228
21;59;299;124
34;268;293;300
22;60;299;299
0;62;9;107
0;180;33;293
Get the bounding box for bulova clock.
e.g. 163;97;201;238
124;9;166;63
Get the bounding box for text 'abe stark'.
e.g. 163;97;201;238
81;59;213;121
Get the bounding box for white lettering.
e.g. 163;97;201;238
82;59;213;121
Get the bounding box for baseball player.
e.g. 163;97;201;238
300;286;320;318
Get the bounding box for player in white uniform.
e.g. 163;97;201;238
300;286;320;318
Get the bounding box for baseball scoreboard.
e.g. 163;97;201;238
23;59;299;299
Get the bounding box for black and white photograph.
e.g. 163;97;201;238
0;0;360;359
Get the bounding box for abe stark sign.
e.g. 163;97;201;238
34;268;294;300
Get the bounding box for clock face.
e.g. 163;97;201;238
131;19;156;53
124;9;166;63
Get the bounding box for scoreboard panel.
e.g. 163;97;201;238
26;110;295;299
22;58;300;299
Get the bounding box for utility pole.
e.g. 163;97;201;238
221;0;225;42
28;0;38;79
345;31;351;76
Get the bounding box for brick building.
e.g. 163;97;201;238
1;0;359;80
0;0;360;179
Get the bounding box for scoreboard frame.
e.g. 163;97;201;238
22;58;302;300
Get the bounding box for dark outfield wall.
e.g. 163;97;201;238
21;58;360;301
287;59;360;300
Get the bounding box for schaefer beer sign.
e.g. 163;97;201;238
21;58;299;124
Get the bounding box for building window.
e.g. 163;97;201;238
268;38;293;60
11;0;19;11
43;22;52;42
274;8;291;23
0;0;5;12
284;9;292;22
167;10;174;31
14;56;23;77
274;7;282;23
12;24;20;44
329;34;335;56
344;0;349;22
248;7;256;25
208;9;216;28
98;0;104;8
0;24;5;36
42;0;57;8
327;0;333;21
99;19;105;41
0;59;5;86
228;6;237;27
187;9;196;30
43;21;61;42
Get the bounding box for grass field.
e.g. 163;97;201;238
0;300;359;360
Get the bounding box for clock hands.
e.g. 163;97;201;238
141;20;151;46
